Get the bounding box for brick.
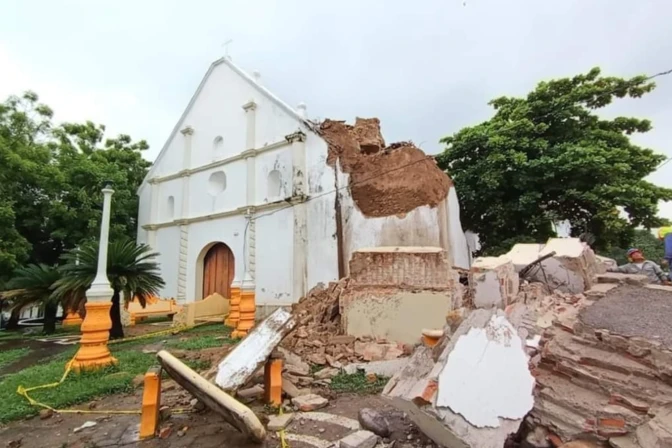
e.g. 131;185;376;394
264;359;283;406
348;247;453;289
339;430;379;448
267;413;294;431
291;394;328;412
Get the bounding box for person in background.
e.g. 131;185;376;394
607;248;671;285
659;226;672;280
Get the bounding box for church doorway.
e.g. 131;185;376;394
202;243;235;299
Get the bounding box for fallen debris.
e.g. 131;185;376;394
358;408;391;437
73;421;98;433
267;413;295;431
320;118;451;218
292;394;329;412
215;308;297;391
338;430;380;448
383;308;534;448
157;350;266;443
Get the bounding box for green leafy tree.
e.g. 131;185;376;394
0;91;151;277
54;240;165;339
603;229;666;265
1;264;62;334
437;68;672;254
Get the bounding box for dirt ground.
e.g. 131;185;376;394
0;380;434;448
580;284;672;348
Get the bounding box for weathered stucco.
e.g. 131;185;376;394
343;291;454;345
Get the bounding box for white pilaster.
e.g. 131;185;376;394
290;131;308;299
177;126;193;303
147;179;159;251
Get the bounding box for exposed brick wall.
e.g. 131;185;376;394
348;247;452;289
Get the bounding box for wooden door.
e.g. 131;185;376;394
202;243;235;299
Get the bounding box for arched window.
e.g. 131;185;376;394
213;136;224;160
267;170;282;199
208;171;227;196
166;196;175;220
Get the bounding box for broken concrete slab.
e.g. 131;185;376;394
343;358;410;377
156;350;266;443
383;309;534;448
292;394;329;412
267;413;295;431
596;273;649;285
538;238;598;294
469;256;519;309
215;308;297;392
339;430;379;448
435;313;534;427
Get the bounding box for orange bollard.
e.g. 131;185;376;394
225;286;241;328
264;358;283;407
62;311;83;327
71;301;117;372
232;287;256;338
140;366;162;439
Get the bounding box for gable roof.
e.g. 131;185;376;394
138;56;316;193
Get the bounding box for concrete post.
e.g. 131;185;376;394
72;184;117;372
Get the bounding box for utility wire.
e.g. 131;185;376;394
236;67;672;288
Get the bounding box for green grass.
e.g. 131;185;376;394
329;371;389;395
0;348;157;423
169;334;237;350
0;348;31;368
184;323;235;334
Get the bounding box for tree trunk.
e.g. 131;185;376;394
42;301;58;335
109;289;124;340
6;309;21;330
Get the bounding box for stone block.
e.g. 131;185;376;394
291;394;328;412
267;413;295;431
470;256;519;309
596;273;649;285
353;117;385;154
538;238;599;294
339;430;379;448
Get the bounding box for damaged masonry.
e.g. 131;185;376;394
137;116;671;448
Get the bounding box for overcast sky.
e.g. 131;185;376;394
2;0;671;218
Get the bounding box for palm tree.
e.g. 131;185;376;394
1;264;62;334
54;240;165;339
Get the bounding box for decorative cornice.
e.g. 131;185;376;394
142;196;306;230
180;126;194;136
242;100;257;112
285;130;306;144
150;138;290;184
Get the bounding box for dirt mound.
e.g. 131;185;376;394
320;118;451;218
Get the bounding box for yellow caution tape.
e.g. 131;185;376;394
16;317;229;416
278;405;290;448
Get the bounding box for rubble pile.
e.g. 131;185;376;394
528;276;672;447
281;278;407;367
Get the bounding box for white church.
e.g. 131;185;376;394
136;56;471;316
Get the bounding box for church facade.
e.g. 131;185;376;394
136;56;471;315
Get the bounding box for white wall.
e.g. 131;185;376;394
155;226;181;298
255;206;294;303
255;147;292;204
304;133;339;288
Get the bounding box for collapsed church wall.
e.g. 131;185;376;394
319;118;471;271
